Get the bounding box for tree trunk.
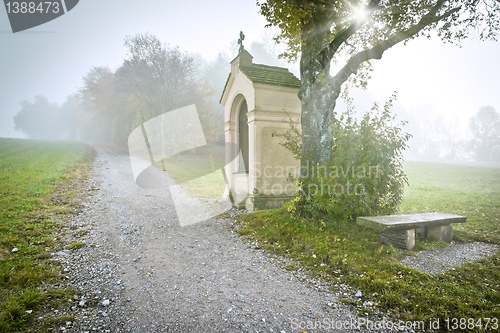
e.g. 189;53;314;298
299;80;340;171
299;47;341;179
298;16;344;180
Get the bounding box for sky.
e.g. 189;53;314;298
1;0;499;140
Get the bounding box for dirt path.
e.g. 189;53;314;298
57;145;373;332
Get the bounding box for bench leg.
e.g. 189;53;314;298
426;225;454;243
380;229;415;251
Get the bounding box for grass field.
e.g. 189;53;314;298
237;161;500;331
401;162;500;245
3;137;497;331
0;138;90;332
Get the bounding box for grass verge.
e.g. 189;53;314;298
0;138;93;332
236;161;500;331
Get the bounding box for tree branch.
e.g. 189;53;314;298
318;0;382;68
331;1;461;93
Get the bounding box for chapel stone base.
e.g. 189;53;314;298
240;195;295;211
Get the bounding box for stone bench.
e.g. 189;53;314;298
356;213;467;250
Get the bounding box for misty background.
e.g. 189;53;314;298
1;0;499;163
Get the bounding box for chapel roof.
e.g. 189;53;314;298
220;50;300;104
239;64;300;88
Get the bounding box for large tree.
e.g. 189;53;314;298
79;33;223;145
258;0;499;173
122;34;222;145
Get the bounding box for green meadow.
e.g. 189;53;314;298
2;136;499;331
238;161;500;330
0;138;89;332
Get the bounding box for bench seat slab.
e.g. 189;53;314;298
356;212;466;232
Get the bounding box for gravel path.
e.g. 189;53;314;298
53;145;379;332
400;242;500;275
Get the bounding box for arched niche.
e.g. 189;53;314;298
238;100;249;172
229;93;250;173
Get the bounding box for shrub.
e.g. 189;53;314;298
278;93;411;220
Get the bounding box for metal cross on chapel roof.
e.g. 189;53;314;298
238;31;245;54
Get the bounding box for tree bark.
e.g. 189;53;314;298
299;72;340;176
298;19;339;178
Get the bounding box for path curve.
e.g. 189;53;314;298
58;145;372;332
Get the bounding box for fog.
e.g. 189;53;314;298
1;0;499;164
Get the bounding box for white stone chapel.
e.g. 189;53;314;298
220;34;302;210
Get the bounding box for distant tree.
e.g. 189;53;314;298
123;33;222;145
400;107;443;161
203;52;231;100
79;67;115;112
249;40;282;67
123;34;196;120
201;52;231;129
468;106;500;162
79;66;121;142
59;94;81;140
440;116;469;161
13;95;61;139
79;33;223;146
13;94;84;140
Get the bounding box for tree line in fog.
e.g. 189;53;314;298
12;33;500;163
15;33;228;146
13;33;286;147
401;105;500;163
